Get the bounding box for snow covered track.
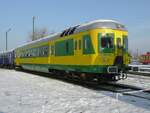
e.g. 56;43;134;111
105;82;150;100
128;71;150;76
128;64;150;76
0;69;150;113
21;69;150;101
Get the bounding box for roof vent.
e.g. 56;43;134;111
60;25;79;37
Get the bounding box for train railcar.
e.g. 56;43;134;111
15;20;130;81
0;52;7;67
0;53;3;67
0;51;15;68
140;52;150;64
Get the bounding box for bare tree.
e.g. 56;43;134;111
28;27;55;41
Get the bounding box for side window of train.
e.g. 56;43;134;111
41;47;44;56
83;36;88;50
51;45;54;55
34;48;36;57
84;39;87;49
43;47;45;56
28;49;30;57
123;35;128;51
74;40;77;50
49;46;51;55
98;33;102;52
23;50;27;57
20;51;22;58
39;46;48;57
25;50;27;57
53;46;56;55
79;40;81;50
29;49;31;57
26;49;28;57
32;49;35;57
31;49;34;57
34;48;37;57
39;47;42;57
66;41;69;53
117;38;121;48
51;46;53;55
23;50;25;57
45;46;49;56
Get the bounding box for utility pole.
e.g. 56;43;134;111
6;28;11;51
137;48;139;59
32;16;35;41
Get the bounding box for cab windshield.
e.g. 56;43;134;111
117;38;121;48
98;33;114;53
101;37;113;48
123;36;128;51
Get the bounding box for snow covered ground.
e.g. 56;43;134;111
0;69;149;113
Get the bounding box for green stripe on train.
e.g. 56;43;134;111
21;64;108;73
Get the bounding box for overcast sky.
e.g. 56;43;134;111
0;0;150;54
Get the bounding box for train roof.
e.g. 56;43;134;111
16;19;127;49
74;19;126;33
0;49;15;55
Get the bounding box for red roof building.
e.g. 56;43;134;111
140;52;150;64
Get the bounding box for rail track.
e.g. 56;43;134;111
128;64;150;77
75;80;150;100
128;71;150;77
103;82;150;100
127;73;150;80
19;69;150;101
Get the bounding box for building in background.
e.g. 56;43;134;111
139;52;150;64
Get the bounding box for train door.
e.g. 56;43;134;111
114;37;124;65
116;37;123;56
74;37;83;65
123;36;128;64
74;39;82;56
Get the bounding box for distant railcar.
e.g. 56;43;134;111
0;53;3;67
0;51;14;68
14;20;130;81
140;52;150;64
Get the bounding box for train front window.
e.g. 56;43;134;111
117;38;121;48
101;37;113;49
123;36;128;51
98;33;114;53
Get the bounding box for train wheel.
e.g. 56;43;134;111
79;73;86;80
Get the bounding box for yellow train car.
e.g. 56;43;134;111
15;20;130;81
